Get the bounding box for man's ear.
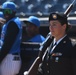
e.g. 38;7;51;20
68;24;72;29
63;24;67;30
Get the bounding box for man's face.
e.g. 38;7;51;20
49;20;66;38
2;9;13;21
25;23;38;36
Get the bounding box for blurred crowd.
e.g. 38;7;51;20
0;0;75;16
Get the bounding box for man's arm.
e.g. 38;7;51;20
0;21;19;63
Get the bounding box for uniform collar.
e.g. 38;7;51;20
53;34;67;45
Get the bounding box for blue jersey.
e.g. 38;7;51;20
1;17;22;53
28;34;45;43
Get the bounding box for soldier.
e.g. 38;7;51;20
35;12;75;75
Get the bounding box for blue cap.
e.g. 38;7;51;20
0;12;4;18
26;16;40;27
2;1;16;11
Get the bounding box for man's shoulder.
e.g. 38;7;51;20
8;20;16;25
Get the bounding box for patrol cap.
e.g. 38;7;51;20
0;12;4;18
49;12;68;24
24;16;40;27
2;1;16;11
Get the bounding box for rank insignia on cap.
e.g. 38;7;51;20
52;14;57;19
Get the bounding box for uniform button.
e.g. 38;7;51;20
47;71;49;73
47;56;49;59
47;63;48;65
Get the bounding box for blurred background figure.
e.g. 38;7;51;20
0;11;6;38
19;16;45;75
0;11;6;50
23;16;45;42
0;1;22;75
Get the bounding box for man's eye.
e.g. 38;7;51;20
53;24;57;26
50;24;57;27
